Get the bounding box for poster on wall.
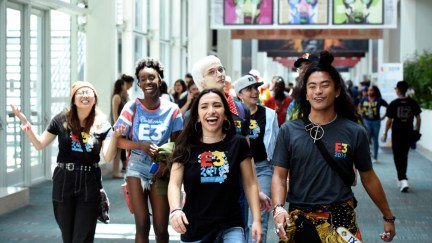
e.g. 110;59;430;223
258;39;369;57
333;0;384;25
224;0;273;25
279;0;329;25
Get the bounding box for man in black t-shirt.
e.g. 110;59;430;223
383;80;422;193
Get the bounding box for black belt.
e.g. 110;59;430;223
57;163;99;172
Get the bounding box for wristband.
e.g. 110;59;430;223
21;122;32;132
383;216;396;222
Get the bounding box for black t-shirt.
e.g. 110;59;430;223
249;105;268;162
47;112;112;163
181;134;251;241
386;97;421;133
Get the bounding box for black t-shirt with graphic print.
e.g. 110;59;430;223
249;105;267;162
181;134;251;242
386;97;421;133
47;112;112;163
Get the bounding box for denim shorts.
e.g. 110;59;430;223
125;151;155;190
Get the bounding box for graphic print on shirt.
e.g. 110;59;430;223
137;116;167;141
199;150;229;184
235;120;242;134
396;105;412;121
334;142;348;158
362;101;378;119
71;132;93;152
249;119;261;139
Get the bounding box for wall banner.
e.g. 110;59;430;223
211;0;397;29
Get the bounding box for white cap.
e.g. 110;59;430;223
234;75;263;94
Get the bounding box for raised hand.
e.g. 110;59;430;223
10;104;28;125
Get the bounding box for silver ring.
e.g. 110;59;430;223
386;232;391;237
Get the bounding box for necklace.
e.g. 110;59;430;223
202;134;226;143
305;114;337;143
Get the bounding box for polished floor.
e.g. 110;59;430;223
0;146;431;242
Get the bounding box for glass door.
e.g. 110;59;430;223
5;7;24;186
29;10;45;182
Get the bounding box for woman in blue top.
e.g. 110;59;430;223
114;58;183;242
359;85;388;163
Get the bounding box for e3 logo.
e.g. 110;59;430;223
138;123;166;141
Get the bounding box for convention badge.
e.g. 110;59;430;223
336;227;362;243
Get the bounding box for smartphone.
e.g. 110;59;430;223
149;162;159;174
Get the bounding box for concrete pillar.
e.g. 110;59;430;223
86;0;117;116
121;0;135;77
400;0;416;62
188;0;210;69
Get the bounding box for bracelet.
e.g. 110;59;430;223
169;208;183;219
170;208;181;214
273;204;284;212
383;216;396;222
21;122;32;132
273;207;287;219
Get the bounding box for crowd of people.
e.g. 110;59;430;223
12;50;425;242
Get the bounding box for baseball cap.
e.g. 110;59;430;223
294;53;319;68
234;75;263;94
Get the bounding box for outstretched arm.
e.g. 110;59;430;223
10;104;56;150
360;169;396;241
102;125;127;162
168;163;189;234
241;157;263;243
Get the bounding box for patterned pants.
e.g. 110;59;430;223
279;198;362;243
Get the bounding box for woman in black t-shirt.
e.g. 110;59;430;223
168;89;263;242
10;81;124;242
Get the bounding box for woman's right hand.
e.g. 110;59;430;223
140;142;159;158
169;210;189;234
10;104;28;125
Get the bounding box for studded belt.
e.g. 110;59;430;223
57;163;99;172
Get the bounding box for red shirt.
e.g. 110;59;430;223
264;96;292;126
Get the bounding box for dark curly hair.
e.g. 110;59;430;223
135;57;164;81
299;50;358;122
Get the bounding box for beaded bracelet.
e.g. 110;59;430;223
273;206;287;219
21;122;32;133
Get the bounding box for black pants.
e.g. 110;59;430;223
392;132;411;180
52;166;101;243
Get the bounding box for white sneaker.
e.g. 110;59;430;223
372;159;378;163
400;179;409;192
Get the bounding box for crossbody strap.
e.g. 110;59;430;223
302;116;354;187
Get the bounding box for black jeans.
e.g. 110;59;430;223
392;131;411;180
52;166;101;243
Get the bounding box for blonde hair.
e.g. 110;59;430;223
191;55;222;91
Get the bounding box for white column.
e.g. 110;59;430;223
86;0;117;116
188;0;210;69
122;0;135;77
400;0;416;61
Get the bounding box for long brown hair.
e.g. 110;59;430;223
65;93;99;135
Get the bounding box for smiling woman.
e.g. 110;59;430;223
114;57;184;243
9;81;125;242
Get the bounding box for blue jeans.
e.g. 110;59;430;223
245;160;273;243
181;227;245;243
363;119;381;160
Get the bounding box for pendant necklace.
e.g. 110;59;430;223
305;114;337;143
